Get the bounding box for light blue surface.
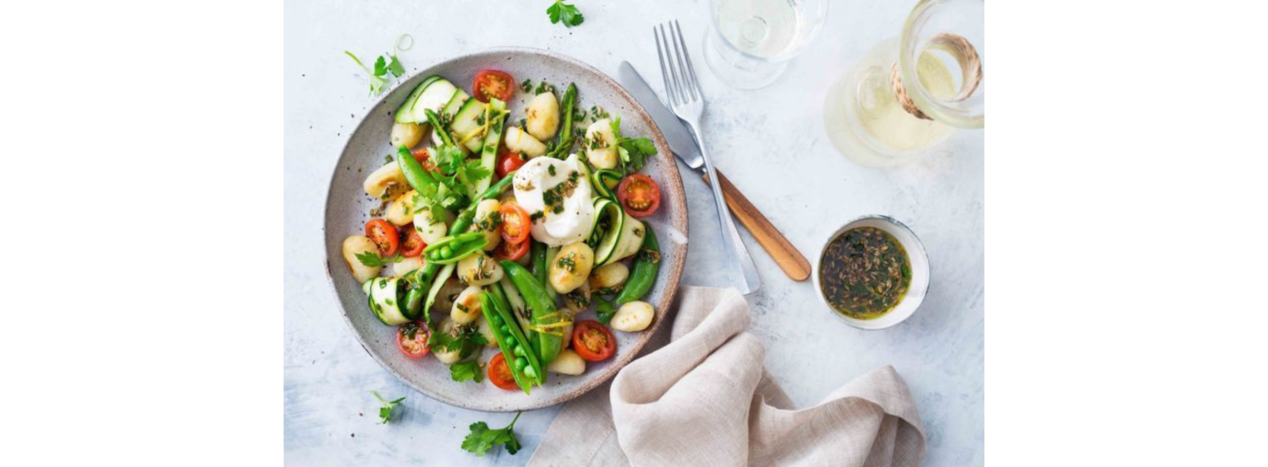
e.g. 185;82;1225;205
284;1;983;465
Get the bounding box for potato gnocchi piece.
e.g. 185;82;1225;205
547;349;586;375
413;206;448;245
584;119;619;169
505;126;547;158
525;92;560;141
451;286;483;325
385;190;417;226
390;122;424;148
363;162;407;199
342;235;382;283
393;255;425;277
431;276;465;313
549;242;595;294
611;301;654;332
473;199;503;252
589;262;630;292
458;251;504;286
476;316;498;348
433;319;464;364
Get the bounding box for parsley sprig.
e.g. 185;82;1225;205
371;391;406;424
462;412;523;456
356;251;405;267
428;322;489;359
546;0;584;28
450;360;485;383
610;117;658;172
345;35;412;95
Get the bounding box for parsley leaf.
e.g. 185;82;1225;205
356;251;404;267
462;412;523;456
609;117;658;172
345;51;388;95
373;56;388;77
450;360;485;383
546;0;584;28
372;391;406;424
386;55;405;78
428;322;489;359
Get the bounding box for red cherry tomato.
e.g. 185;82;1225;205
617;174;661;218
572;320;617;362
411;147;436;172
401;226;426;257
493;239;530;262
488;353;519;390
365;219;400;256
496;151;526;179
499;202;531;244
396;321;430;359
473;70;515;103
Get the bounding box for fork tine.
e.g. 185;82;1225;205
654;25;678;106
672;20;702;101
661;23;687;106
668;21;696;102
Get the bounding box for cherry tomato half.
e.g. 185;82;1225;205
617;173;661;218
401;225;426;257
493;239;530;262
365;219;400;256
473;70;515;103
412;147;436;170
496;151;526;179
499;202;531;244
396;321;431;359
572;320;617;362
488;353;519;390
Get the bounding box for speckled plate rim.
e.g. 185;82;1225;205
321;47;687;412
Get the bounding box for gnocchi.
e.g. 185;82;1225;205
385;190;416;226
342;235;382;283
363;162;407;199
413;206;448;245
473;199;503;252
433;319;464;364
451;286;483;325
584;119;619;169
611;301;654;332
549;242;595;294
390;122;424;148
589;262;629;292
525;92;560;141
458;251;504;286
393;255;425;277
547;349;586;376
505;126;547;158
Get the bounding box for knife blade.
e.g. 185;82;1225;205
617;61;704;170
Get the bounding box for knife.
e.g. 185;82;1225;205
617;61;812;282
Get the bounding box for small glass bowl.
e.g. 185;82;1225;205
812;215;931;330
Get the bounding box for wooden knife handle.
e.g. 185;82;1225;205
703;170;812;281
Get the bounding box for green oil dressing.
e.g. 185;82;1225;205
819;227;912;319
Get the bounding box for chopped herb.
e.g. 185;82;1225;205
556;253;577;272
534;80;556;95
462;412;523;456
530;211;544;222
546;0;584;28
450;360;485;383
548;165;557;176
520;79;534;93
371;391;406;424
590;105;609;122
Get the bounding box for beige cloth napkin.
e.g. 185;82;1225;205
529;286;926;466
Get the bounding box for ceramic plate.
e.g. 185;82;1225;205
323;48;688;412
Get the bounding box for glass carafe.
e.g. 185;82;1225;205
824;0;984;168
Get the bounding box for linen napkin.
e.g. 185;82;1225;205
529;286;926;466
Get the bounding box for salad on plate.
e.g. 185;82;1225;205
340;68;664;394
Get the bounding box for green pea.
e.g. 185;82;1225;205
514;357;528;371
523;366;537;378
490;314;503;326
514;346;526;357
440;246;453;258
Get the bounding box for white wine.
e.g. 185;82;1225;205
713;0;797;58
824;39;956;167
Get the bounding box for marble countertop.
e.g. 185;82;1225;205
284;0;983;465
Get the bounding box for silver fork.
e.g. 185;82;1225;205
655;20;761;295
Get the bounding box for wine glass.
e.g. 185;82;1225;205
702;0;829;90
